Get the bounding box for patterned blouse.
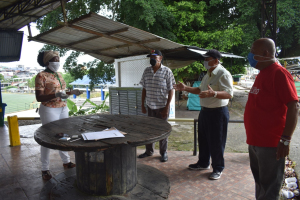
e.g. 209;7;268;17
35;71;67;108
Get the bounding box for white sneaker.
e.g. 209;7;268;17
209;172;222;180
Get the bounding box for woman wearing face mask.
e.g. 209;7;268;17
35;50;82;180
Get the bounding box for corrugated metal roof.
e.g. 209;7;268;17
29;12;244;69
188;48;244;59
30;12;184;64
0;0;67;30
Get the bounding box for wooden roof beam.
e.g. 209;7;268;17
0;0;60;23
67;24;152;51
106;27;128;35
17;14;40;18
96;38;161;52
66;36;101;46
29;36;115;59
64;27;129;47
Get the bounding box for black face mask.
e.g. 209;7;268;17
150;58;156;66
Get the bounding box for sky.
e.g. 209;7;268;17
0;23;95;72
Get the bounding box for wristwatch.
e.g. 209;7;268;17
280;139;290;146
214;91;217;98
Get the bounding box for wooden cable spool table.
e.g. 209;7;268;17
34;114;172;199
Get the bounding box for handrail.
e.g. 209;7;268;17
18;117;40;120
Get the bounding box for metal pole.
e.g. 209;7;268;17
176;68;179;107
86;86;90;99
193;119;197;156
101;86;104;101
73;85;76;99
0;81;3;126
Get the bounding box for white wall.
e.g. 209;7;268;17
115;55;149;87
114;55;176;119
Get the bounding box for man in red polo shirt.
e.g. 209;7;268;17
245;38;299;200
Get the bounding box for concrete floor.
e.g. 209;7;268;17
1;87;299;199
0;124;255;200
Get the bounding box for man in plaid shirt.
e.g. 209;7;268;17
139;49;175;162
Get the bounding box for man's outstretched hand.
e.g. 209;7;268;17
173;81;185;91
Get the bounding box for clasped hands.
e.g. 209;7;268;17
55;91;69;99
70;89;83;96
173;81;215;98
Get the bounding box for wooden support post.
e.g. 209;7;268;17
27;24;32;37
7;116;21;146
75;145;137;195
60;0;67;23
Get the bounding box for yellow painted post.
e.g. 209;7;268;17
7;116;21;146
284;61;287;69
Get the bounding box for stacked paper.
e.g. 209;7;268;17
81;127;125;141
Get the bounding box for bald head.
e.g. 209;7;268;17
250;38;276;70
252;38;276;57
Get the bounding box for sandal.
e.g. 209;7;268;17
42;170;52;180
63;162;76;168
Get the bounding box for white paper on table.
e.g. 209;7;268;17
82;129;125;141
82;134;88;140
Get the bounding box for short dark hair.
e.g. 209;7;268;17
37;51;45;67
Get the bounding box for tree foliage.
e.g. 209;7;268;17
36;0;115;90
35;0;300;85
172;62;204;83
62;73;75;89
27;75;36;88
87;61;115;90
117;0;176;41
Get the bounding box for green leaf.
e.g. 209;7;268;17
67;99;77;112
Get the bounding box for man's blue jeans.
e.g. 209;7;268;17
197;106;229;173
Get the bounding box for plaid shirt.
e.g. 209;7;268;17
140;65;175;109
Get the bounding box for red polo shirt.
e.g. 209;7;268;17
244;62;298;147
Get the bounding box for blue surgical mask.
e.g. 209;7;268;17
248;52;276;68
247;53;258;68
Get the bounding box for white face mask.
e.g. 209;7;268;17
48;62;60;72
204;60;217;70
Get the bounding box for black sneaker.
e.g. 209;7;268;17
209;172;222;180
138;152;152;158
160;152;168;162
188;163;210;170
